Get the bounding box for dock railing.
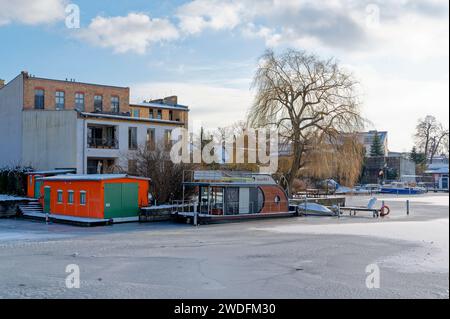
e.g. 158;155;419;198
171;200;197;214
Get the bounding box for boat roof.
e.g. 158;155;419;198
425;167;449;174
26;169;76;175
184;170;277;186
40;174;150;182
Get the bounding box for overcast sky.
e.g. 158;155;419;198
0;0;448;152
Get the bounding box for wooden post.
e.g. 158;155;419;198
407;200;410;215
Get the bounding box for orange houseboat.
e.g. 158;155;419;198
35;174;150;220
175;171;294;223
26;169;76;198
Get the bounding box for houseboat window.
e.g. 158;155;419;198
157;110;162;119
75;93;85;111
34;89;45;109
225;187;239;215
80;191;86;205
274;195;281;204
132;108;140;117
210;187;224;215
249;187;264;214
199;187;209;214
111;96;120;112
57;190;63;203
55;91;65;109
149;109;154;119
94;95;103;112
128;127;137;150
169;110;173;121
68;191;74;204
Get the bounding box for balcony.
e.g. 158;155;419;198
87;125;118;149
87;136;118;149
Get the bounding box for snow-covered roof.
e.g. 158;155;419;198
26;169;76;175
41;174;150;181
0;194;31;201
425;167;449;175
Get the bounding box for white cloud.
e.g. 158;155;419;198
77;13;179;54
0;0;67;26
131;82;254;130
176;0;245;34
353;65;449;152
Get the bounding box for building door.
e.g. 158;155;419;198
43;186;51;214
441;176;449;190
34;179;43;198
239;188;250;214
104;183;139;219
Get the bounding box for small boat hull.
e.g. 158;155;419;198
380;188;424;195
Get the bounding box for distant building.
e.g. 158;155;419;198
0;71;189;173
360;155;416;184
356;130;389;157
424;156;449;190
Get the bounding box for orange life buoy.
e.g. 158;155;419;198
380;205;390;217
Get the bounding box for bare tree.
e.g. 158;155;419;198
248;49;364;189
127;143;195;204
414;115;449;163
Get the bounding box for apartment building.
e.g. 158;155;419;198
0;71;189;174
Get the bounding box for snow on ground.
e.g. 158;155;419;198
254;195;449;274
376;195;449;206
0;194;29;201
253;218;449;273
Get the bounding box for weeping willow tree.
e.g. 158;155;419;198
248;49;365;190
301;134;365;187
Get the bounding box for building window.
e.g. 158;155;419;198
75;93;85;111
157;110;162;120
34;89;45;109
111;96;120;112
164;129;172;150
94;95;103;112
55;91;65;109
80;191;86;205
57;190;63;203
68;191;74;204
132;109;140;118
128;127;137;150
147;128;155;150
149;109;154;119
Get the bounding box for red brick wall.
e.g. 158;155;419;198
23;75;130;113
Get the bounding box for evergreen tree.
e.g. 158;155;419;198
410;146;426;165
410;146;418;163
370;132;384;157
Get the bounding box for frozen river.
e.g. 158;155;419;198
0;193;448;298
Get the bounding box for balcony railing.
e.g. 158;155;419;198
87;137;119;149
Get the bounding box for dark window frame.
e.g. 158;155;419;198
128;127;138;150
34;89;45;109
55;90;65;109
94;95;103;112
75;92;85;111
111;96;120;113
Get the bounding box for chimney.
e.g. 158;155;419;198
163;95;178;105
0;79;5;89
